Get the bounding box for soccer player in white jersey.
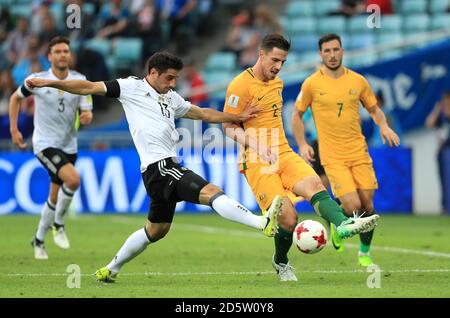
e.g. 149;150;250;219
9;36;93;260
26;51;283;281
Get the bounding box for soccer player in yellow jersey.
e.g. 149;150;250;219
223;33;380;281
293;34;400;267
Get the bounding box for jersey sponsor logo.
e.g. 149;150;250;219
145;92;151;97
227;95;239;108
257;95;265;101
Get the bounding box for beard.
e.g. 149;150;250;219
324;60;342;71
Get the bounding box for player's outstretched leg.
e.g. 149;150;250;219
95;226;156;282
205;185;282;237
309;191;379;239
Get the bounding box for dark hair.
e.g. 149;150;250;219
318;34;342;51
47;36;70;54
261;33;290;52
146;51;184;74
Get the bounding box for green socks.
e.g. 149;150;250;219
274;226;293;264
359;212;375;253
310;191;348;226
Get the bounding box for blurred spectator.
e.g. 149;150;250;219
253;4;282;36
0;69;16;115
426;90;450;213
366;0;394;15
233;3;283;69
223;6;259;64
6;16;30;65
0;69;33;140
131;0;161;62
75;48;110;109
156;0;197;55
196;0;216;37
31;0;54;35
97;0;130;39
39;14;61;50
0;7;14;35
179;59;209;105
12;35;50;86
331;0;366;17
370;93;402;147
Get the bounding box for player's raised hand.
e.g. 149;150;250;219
26;78;52;89
380;126;400;147
238;103;260;122
299;143;315;165
11;130;27;149
79;110;93;125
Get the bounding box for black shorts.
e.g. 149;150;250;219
311;140;325;177
36;148;77;185
142;157;209;223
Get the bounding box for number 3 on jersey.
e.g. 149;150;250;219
58;98;65;112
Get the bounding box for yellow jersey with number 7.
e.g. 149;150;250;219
224;68;292;171
295;67;377;165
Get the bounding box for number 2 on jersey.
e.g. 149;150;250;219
337;102;344;117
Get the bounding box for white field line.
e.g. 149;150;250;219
96;217;450;259
5;268;450;278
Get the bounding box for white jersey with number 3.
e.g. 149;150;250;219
17;68;93;154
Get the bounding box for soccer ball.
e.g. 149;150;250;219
293;220;328;254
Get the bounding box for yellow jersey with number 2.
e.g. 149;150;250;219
224;68;292;171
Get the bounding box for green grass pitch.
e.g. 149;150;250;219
1;213;449;298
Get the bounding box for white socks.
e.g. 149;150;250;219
107;228;151;274
36;201;56;241
211;194;263;230
54;185;75;225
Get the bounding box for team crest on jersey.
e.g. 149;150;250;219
349;89;357;95
158;95;171;105
227;95;239;108
52;155;61;165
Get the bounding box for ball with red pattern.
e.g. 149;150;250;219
293;220;328;254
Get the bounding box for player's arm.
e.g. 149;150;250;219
222;122;276;164
292;110;315;164
8;91;27;149
367;105;400;147
292;80;315;163
183;104;259;123
26;78;106;96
